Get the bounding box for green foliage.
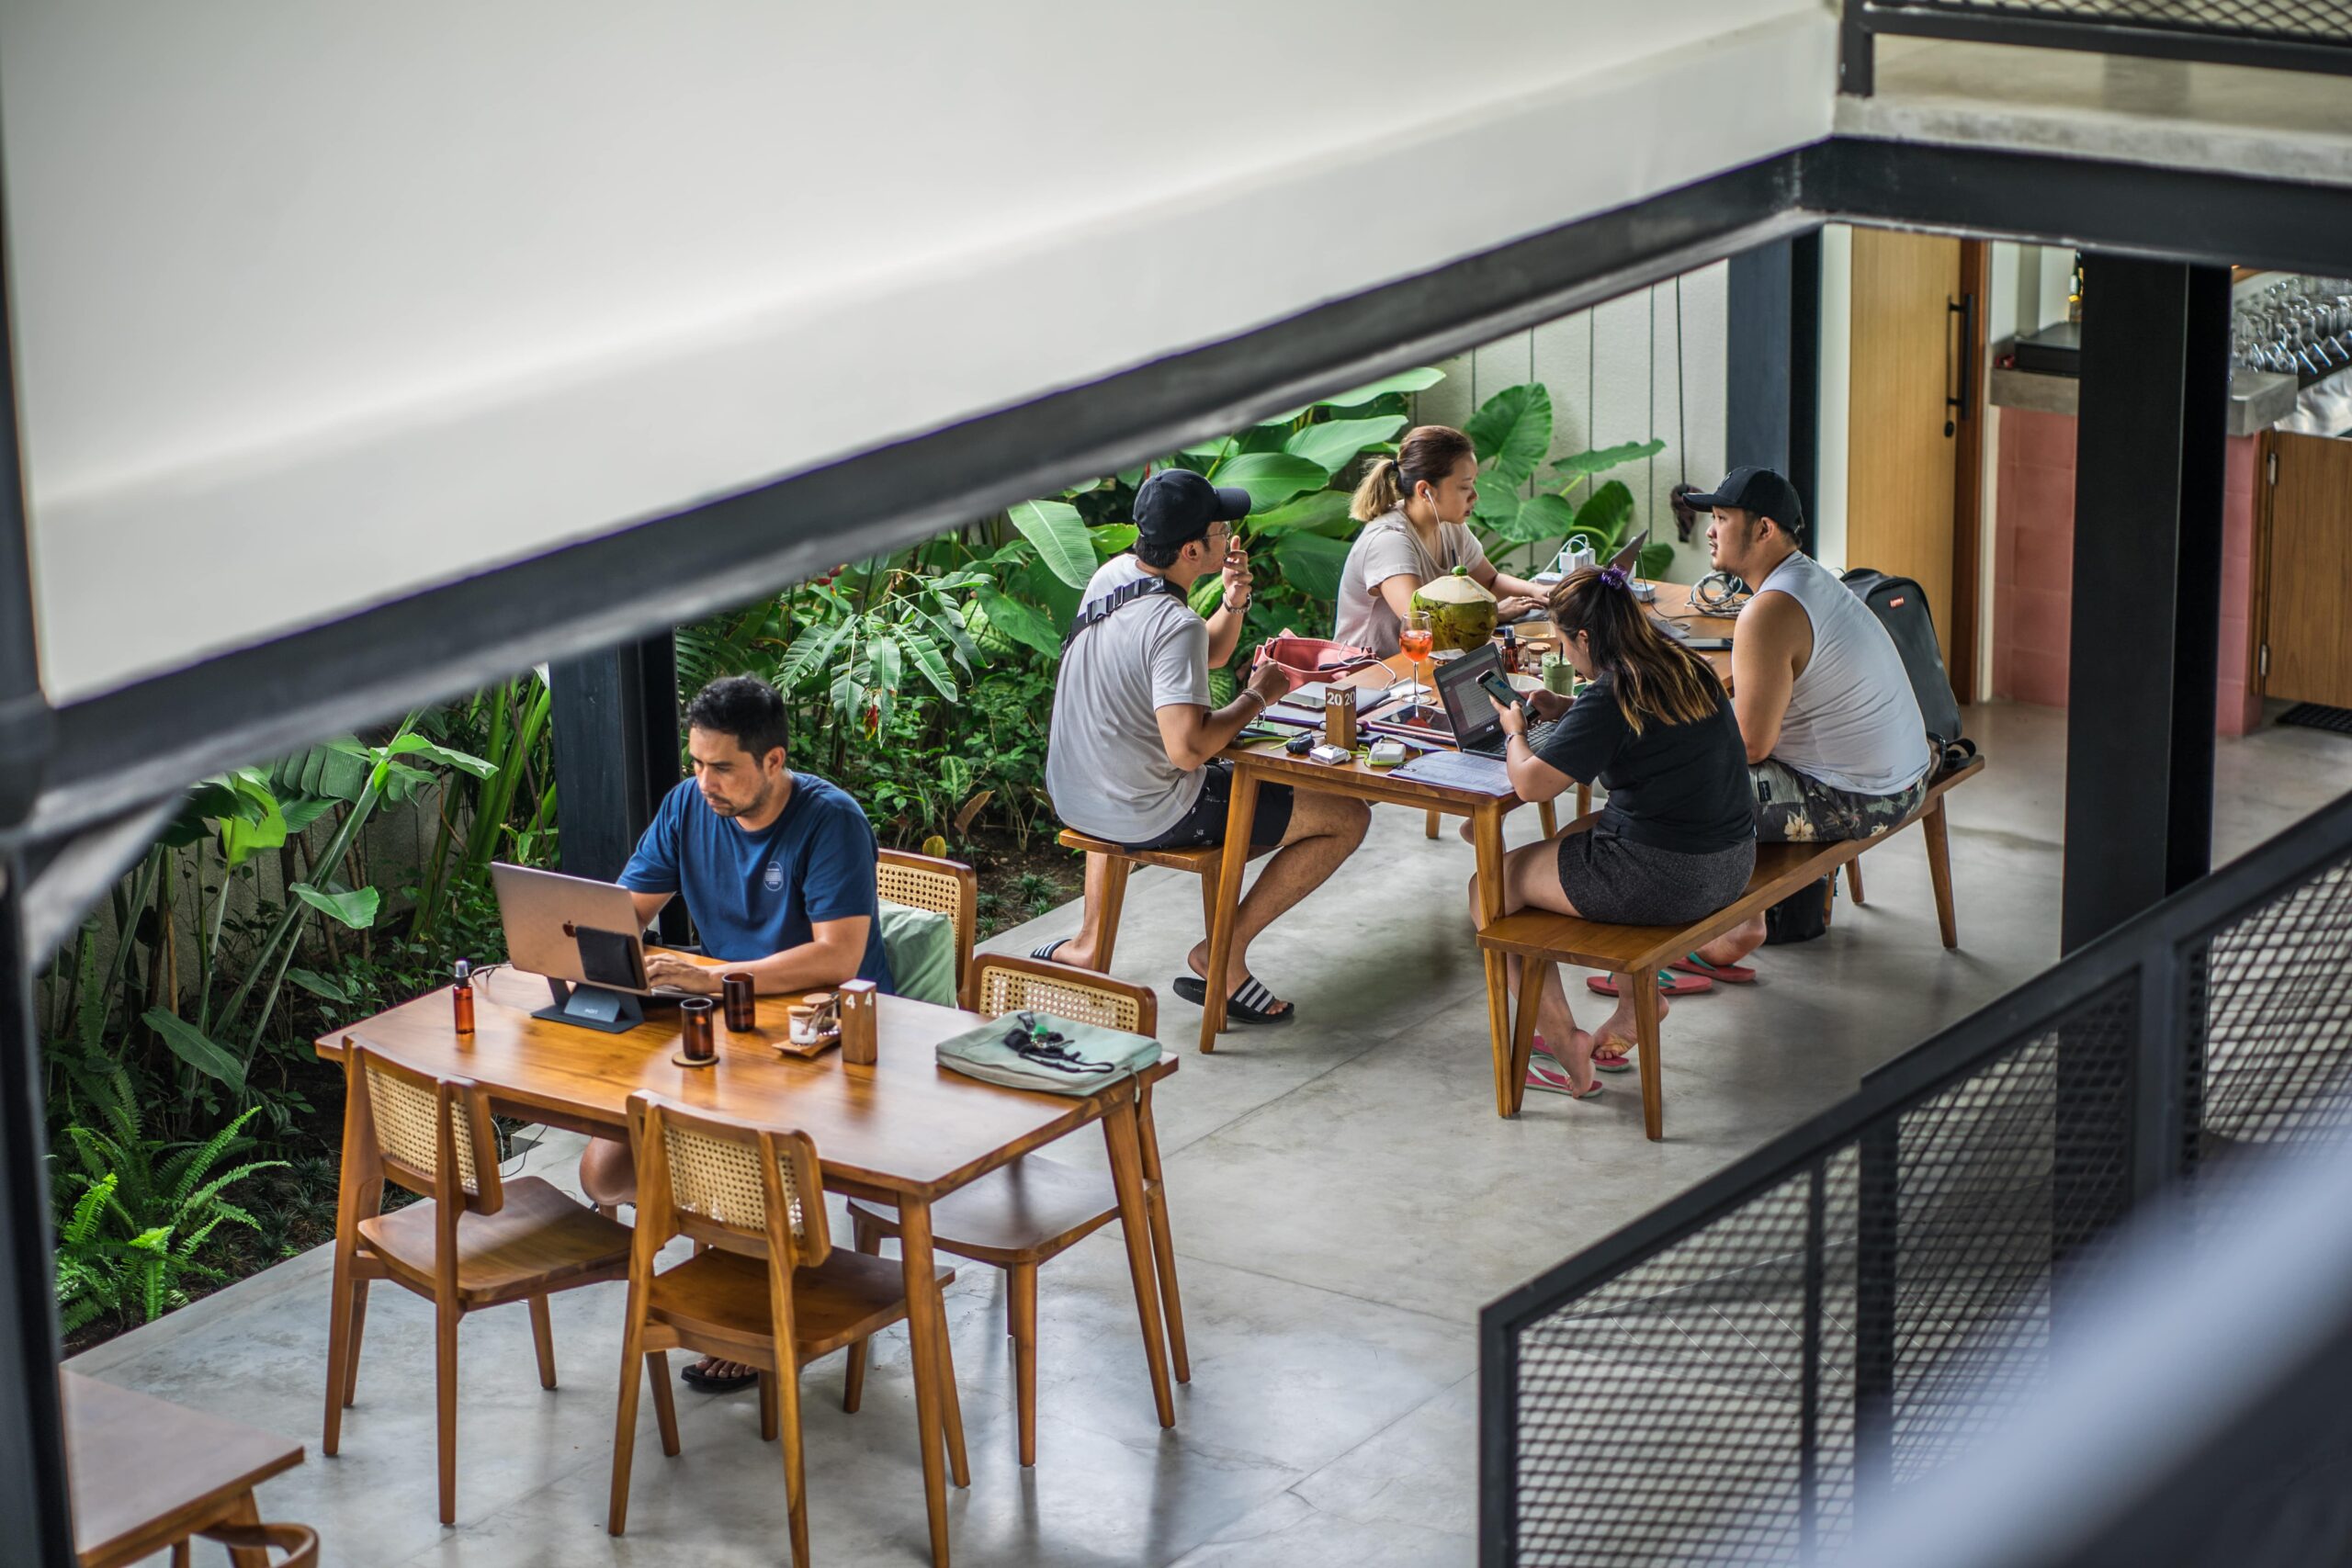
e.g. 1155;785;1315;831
51;1072;285;1331
1464;381;1676;576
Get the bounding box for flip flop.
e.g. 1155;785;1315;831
1523;1052;1603;1100
1669;952;1757;985
1030;938;1073;962
1537;1032;1634;1076
1587;969;1713;998
1171;974;1295;1026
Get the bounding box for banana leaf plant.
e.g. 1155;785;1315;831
1462;380;1675;579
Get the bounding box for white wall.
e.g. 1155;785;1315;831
1416;265;1730;583
0;0;1837;702
1815;224;1856;571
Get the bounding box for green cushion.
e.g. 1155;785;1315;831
879;900;958;1006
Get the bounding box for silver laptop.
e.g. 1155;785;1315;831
1606;528;1648;577
491;863;691;1032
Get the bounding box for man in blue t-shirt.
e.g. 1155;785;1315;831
578;675;888;1387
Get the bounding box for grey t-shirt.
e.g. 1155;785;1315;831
1331;509;1488;656
1045;557;1213;843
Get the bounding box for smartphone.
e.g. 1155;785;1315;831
1476;671;1522;711
1688;637;1734;651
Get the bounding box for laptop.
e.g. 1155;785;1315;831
1435;646;1517;759
1607;527;1648;577
491;863;694;1032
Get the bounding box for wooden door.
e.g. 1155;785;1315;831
2265;431;2352;707
1847;228;1962;668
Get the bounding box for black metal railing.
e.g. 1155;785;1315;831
1842;0;2352;94
1480;784;2352;1566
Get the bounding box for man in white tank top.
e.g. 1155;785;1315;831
1681;468;1933;975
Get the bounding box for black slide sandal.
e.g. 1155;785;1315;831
1031;938;1072;962
679;1359;760;1393
1171;974;1296;1026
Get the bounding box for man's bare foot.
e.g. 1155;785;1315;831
1182;943;1293;1021
680;1357;759;1392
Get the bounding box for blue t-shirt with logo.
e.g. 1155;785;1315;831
618;773;892;991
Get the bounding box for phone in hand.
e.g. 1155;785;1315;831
1476;671;1523;713
1687;636;1734;651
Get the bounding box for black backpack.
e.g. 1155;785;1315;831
1839;569;1963;742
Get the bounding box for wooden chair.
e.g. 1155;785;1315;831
877;847;978;998
607;1095;965;1568
847;955;1184;1465
1054;828;1271;972
322;1042;633;1525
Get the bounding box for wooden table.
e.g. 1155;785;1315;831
65;1371;307;1567
1200;584;1741;1107
316;964;1178;1568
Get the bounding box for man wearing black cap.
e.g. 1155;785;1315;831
1679;466;1932;976
1039;469;1369;1024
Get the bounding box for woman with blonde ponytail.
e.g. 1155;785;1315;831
1331;425;1548;655
1466;565;1756;1100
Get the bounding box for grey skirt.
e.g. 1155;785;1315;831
1556;829;1756;927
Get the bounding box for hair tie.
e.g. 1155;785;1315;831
1598;565;1630;590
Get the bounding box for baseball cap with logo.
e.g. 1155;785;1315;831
1134;469;1251;547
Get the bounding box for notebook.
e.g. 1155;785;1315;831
1390;750;1515;795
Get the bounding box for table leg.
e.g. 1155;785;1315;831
1471;804;1514;1118
1198;763;1260;1053
896;1199;954;1568
1104;1094;1176;1427
218;1495;269;1568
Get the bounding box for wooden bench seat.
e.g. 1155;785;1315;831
1477;756;1984;1140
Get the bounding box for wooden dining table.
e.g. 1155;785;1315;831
1199;581;1743;1108
64;1370;308;1568
316;961;1178;1568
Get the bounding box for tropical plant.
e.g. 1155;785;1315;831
1457;380;1675;579
51;1070;285;1331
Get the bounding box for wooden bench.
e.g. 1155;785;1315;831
1055;829;1273;972
64;1370;315;1567
1476;756;1984;1140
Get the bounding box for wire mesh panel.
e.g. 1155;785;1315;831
1868;0;2352;45
1515;1149;1860;1565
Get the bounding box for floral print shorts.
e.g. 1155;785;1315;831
1747;760;1929;844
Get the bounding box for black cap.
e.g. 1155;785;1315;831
1135;468;1251;547
1683;467;1804;536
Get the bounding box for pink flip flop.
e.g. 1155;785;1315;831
1587;968;1713;998
1523;1049;1603;1100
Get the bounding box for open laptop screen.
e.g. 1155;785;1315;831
1436;645;1508;750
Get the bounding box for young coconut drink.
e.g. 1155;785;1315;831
1412;567;1498;652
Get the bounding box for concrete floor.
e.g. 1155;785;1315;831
67;702;2350;1567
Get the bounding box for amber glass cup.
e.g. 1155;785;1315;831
722;971;757;1032
679;998;717;1062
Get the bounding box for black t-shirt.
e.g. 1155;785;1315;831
1531;673;1754;853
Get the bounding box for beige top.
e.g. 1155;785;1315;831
1331;508;1488;655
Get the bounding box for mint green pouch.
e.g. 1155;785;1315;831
879;901;958;1007
935;1012;1160;1095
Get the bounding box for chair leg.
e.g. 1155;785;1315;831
342;1280;369;1409
1507;964;1544;1118
759;1371;779;1443
843;1211;879;1414
775;1363;812;1568
1924;796;1959;949
1010;1261;1039;1467
528;1293;557;1390
1425;807;1442;839
934;1309;970;1489
1196;863;1220;944
607;1326;647;1535
1633;969;1666;1143
648;1350;682;1458
1846;857;1865;906
1136;1091;1190;1385
434;1301;461;1526
322;1249;356;1455
172;1540;190;1568
1091;853;1131;973
1538;799;1558;838
1104;1100;1176;1427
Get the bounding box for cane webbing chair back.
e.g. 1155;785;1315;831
348;1042;499;1210
970;954;1157;1037
877;848;978;995
630;1095;831;1269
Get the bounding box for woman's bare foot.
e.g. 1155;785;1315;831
1554;1029;1605;1098
1590;992;1671;1069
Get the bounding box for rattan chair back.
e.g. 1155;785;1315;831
876;847;977;998
627;1094;830;1269
969;954;1158;1036
346;1041;503;1213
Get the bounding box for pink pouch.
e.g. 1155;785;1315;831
1253;633;1380;685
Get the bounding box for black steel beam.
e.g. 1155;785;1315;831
548;633;688;943
1803;141;2352;281
0;856;74;1568
1725;235;1824;529
2060;256;2229;953
1851;4;2352;81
